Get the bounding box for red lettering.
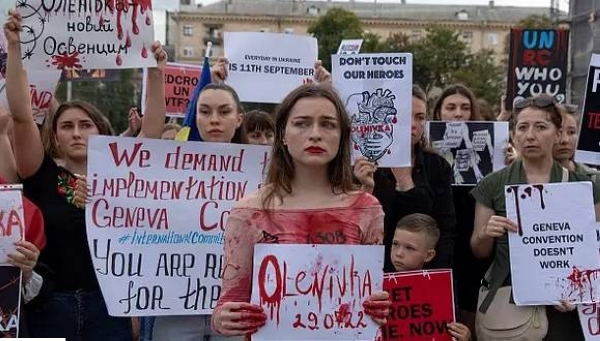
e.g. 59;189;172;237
588;112;600;130
522;49;552;66
29;86;52;110
0;210;23;237
109;142;151;168
198;201;227;232
258;255;283;325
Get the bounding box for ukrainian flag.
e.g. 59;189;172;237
175;56;212;141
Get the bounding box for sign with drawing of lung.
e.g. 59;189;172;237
428;121;509;185
332;53;412;167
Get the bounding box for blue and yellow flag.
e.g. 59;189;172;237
175;56;212;141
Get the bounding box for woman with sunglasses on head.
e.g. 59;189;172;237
212;83;390;338
4;9;168;340
471;95;600;340
554;104;600;184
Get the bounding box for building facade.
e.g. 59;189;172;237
167;0;553;65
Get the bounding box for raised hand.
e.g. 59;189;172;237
211;57;229;83
3;10;21;46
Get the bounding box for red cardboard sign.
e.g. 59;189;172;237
379;269;455;341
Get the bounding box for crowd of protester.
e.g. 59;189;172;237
2;8;600;341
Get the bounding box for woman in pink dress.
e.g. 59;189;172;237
211;83;391;337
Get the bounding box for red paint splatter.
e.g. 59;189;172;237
51;52;82;70
116;55;123;66
566;266;600;301
258;255;283;326
145;14;152;26
141;45;148;59
126;32;132;48
310;254;324;276
335;303;351;325
353;144;359;151
391;116;397;124
105;0;153;49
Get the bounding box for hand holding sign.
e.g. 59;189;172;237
212;57;229;83
151;41;168;71
484;215;519;238
7;240;39;281
3;10;20;47
212;302;266;336
353;158;376;192
363;291;391;325
314;60;331;83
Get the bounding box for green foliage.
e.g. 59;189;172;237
410;26;469;92
55;69;138;134
452;49;504;106
360;32;384;53
516;14;555;29
308;8;363;70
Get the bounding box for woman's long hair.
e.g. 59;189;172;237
261;84;355;209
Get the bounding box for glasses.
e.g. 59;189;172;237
563;104;579;115
513;96;558;111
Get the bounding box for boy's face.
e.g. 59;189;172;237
391;229;436;272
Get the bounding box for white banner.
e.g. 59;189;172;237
332;53;413;167
506;182;600;305
337;39;363;55
17;0;156;70
251;244;384;340
86;136;269;316
224;32;318;103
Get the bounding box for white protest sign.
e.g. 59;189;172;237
17;0;156;70
332;53;412;167
579;302;600;339
224;32;318;103
337;39;363;55
576;223;600;340
0;69;61;124
506;182;600;305
251;244;384;341
86;136;269;316
0;185;24;265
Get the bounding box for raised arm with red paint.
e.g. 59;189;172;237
211;83;390;337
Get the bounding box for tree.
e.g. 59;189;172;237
452;49;504;106
410;26;469;92
308;8;363;70
516;14;555;29
379;32;412;53
360;32;384;53
55;69;137;133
